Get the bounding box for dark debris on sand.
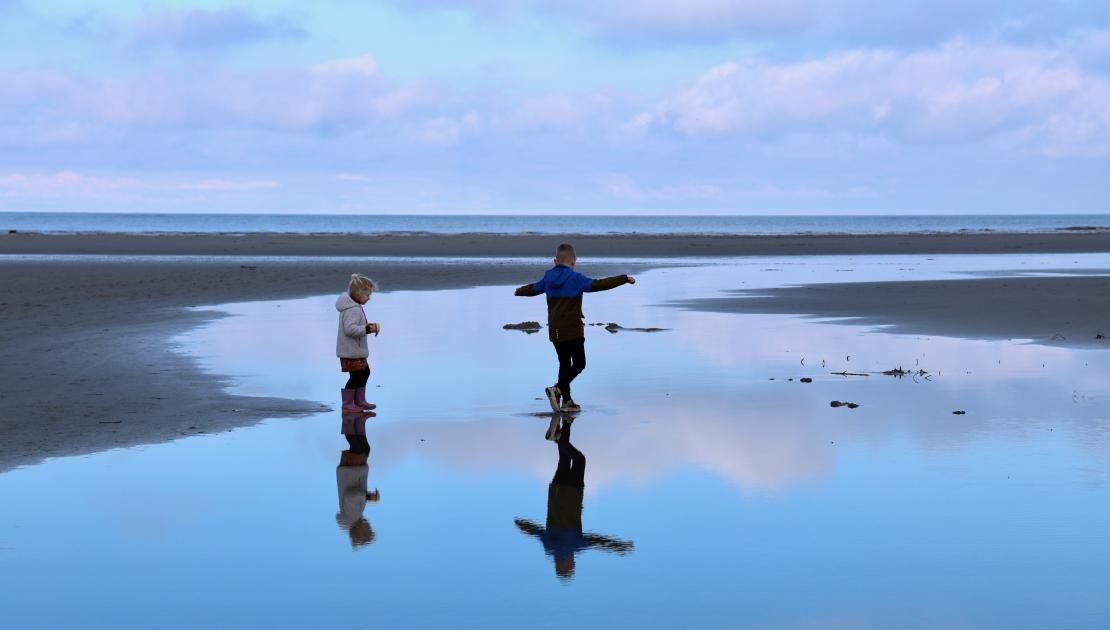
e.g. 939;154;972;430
503;321;543;333
591;322;668;333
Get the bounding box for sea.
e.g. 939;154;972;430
2;212;1109;235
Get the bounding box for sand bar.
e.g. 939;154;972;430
673;275;1110;348
7;229;1110;257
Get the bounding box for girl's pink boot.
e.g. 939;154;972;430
353;387;377;411
341;389;363;412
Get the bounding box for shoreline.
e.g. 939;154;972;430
7;230;1110;257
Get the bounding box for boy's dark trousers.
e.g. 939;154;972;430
553;338;586;401
552;422;585;487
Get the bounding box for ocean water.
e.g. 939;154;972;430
3;211;1110;235
3;255;1110;628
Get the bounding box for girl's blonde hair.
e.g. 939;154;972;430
348;273;378;297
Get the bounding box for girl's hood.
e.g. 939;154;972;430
336;293;360;311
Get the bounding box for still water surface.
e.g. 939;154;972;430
4;255;1110;628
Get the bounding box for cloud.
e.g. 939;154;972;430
131;8;307;51
640;38;1110;157
0;55;436;132
386;0;1110;46
0;171;282;209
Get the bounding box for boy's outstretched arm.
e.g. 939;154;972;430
514;278;545;296
514;517;545;539
583;532;635;554
586;274;635;293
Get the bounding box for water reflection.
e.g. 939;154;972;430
515;417;634;580
337;411;379;549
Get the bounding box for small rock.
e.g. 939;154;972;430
830;400;859;409
7;229;15;234
800;377;813;383
952;410;966;415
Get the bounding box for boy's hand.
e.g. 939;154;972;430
627;275;636;284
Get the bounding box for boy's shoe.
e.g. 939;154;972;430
544;386;562;413
544;416;562;441
560;399;581;413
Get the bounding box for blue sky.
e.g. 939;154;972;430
1;0;1108;214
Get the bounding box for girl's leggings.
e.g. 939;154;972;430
345;369;370;389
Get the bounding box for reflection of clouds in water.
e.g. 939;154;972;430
583;399;836;494
364;397;837;494
179;256;1110;492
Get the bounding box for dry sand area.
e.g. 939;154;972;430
4;229;1110;471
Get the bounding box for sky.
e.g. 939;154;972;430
0;0;1108;215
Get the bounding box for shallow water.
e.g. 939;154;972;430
5;254;1110;628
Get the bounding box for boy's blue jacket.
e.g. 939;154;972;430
514;264;629;342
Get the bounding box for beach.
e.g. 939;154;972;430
3;230;1110;471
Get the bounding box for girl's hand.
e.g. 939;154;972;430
367;322;381;335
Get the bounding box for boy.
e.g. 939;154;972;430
514;243;636;412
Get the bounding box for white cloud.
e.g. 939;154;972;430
642;38;1110;157
0;171;279;198
0;55;436;131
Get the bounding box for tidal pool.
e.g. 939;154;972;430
4;254;1110;628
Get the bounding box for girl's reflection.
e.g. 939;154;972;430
515;417;634;579
337;411;379;549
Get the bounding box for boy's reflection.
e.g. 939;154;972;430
515;417;634;579
337;411;379;549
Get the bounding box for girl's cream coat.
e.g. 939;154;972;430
335;293;369;359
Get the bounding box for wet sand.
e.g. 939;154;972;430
0;258;649;472
7;229;1110;257
673;276;1110;347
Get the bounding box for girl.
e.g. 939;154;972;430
336;274;380;412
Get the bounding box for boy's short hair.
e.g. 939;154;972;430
348;273;378;297
555;243;576;262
